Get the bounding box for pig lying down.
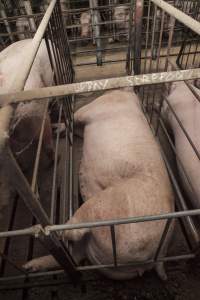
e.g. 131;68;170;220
165;81;200;208
24;90;174;280
0;39;54;173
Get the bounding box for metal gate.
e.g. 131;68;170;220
0;0;200;297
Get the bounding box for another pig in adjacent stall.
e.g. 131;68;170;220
24;90;174;280
0;39;54;173
164;80;200;208
0;38;55;265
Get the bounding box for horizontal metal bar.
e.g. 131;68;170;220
0;13;43;22
1;69;200;105
0;270;64;283
0;225;42;239
1;207;200;239
77;253;195;271
150;0;200;35
45;208;200;233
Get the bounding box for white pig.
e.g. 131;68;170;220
110;5;134;43
24;90;174;280
164;81;200;208
0;39;54;173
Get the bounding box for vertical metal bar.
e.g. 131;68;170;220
143;0;151;74
126;0;134;75
1;147;79;282
31;99;50;193
149;4;157;72
90;0;102;66
110;225;117;267
50;102;63;223
134;0;143;75
164;16;175;71
0;8;14;42
24;0;36;33
154;219;172;261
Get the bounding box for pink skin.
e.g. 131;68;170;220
80;11;91;38
23;90;174;280
0;39;54;174
165;81;200;208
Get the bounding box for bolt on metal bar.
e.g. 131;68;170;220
1;69;200;105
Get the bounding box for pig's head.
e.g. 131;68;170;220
113;6;130;31
80;11;91;43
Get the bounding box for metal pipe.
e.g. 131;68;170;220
45;208;200;233
0;226;42;239
150;0;200;35
1;69;200;104
24;0;36;33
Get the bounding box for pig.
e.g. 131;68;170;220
164;80;200;208
0;39;54;173
80;11;92;40
16;18;31;40
24;90;174;280
109;5;134;43
80;9;101;48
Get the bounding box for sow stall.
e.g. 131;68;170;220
0;0;200;299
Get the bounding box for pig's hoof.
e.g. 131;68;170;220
23;259;44;273
156;262;168;281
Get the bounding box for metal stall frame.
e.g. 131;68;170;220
0;0;80;284
0;0;200;289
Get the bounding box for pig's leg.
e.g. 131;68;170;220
23;255;59;272
23;213;90;272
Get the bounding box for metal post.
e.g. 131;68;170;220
0;7;14;42
24;0;36;34
89;0;102;66
134;0;144;75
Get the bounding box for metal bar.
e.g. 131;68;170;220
134;0;144;75
45;208;200;233
76;253;196;271
0;226;42;239
31;99;50;192
154;219;172;260
164;96;200;163
150;0;200;35
110;225;117;266
10;0;57;93
0;8;14;42
1;69;200;104
0;270;65;283
50;102;63;223
158;147;200;245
